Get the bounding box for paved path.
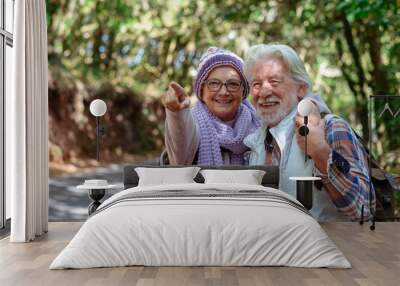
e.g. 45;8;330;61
49;161;157;221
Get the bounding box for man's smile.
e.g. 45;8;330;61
258;99;280;109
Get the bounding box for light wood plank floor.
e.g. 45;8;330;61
0;222;399;286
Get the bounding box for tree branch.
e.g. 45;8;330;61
341;13;368;101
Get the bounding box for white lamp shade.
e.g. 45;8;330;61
297;99;313;117
90;99;107;117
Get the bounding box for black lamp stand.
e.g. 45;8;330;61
88;188;106;215
298;115;309;162
95;116;106;161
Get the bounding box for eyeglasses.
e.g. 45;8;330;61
204;79;243;92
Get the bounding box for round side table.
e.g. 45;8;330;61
77;183;117;215
289;176;321;210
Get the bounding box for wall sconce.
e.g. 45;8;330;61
297;98;313;162
89;99;107;161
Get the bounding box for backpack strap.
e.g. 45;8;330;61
321;112;397;188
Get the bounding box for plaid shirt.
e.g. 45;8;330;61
266;115;376;221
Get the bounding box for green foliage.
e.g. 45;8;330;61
46;0;400;170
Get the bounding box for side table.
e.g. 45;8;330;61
289;176;321;210
77;180;117;215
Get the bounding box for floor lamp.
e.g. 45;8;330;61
89;99;107;161
290;99;321;210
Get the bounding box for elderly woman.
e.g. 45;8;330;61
162;47;330;166
163;47;259;165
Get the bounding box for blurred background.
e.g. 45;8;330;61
45;0;400;219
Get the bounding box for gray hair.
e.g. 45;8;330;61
244;43;313;91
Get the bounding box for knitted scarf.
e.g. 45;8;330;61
192;100;260;165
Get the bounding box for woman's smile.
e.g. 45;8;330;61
213;97;233;105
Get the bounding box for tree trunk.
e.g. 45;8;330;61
340;13;369;141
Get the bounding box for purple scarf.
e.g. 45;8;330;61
192;100;260;165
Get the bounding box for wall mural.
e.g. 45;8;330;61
45;0;399;222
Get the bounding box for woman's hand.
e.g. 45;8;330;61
162;82;190;112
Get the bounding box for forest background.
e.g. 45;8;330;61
46;0;399;177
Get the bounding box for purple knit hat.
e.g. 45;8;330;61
194;47;250;100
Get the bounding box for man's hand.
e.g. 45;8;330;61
162;82;190;112
295;110;331;173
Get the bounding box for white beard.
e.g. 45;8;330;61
256;94;298;127
257;99;298;127
256;107;289;127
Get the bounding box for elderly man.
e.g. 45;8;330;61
243;43;375;221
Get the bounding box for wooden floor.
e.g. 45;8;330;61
0;222;399;286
